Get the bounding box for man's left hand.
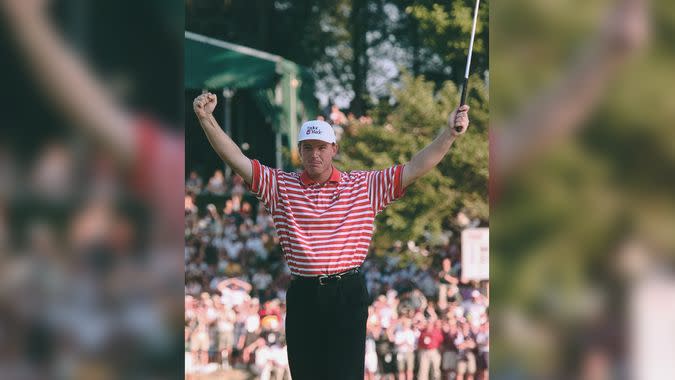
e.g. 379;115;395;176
449;105;470;136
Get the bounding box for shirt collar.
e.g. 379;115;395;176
300;166;342;186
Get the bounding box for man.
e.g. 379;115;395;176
455;321;478;380
441;318;461;380
438;257;460;310
417;318;444;380
374;323;397;380
193;91;469;380
462;290;487;326
394;317;417;380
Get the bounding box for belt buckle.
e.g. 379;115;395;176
318;274;341;286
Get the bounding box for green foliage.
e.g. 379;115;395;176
337;71;488;252
406;0;489;84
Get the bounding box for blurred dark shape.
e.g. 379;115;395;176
0;0;183;378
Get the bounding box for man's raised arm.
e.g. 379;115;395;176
401;105;470;188
193;92;253;184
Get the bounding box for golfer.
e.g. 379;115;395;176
193;92;469;380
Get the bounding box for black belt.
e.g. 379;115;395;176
292;267;361;286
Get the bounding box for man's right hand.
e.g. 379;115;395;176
193;91;253;184
193;92;217;119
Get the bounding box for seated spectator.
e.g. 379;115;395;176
251;268;273;302
206;169;226;195
438;257;460;310
255;207;273;231
246;233;268;261
239;201;253;220
230;174;245;198
184;193;198;215
186;170;203;194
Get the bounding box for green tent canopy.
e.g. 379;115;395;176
185;31;318;165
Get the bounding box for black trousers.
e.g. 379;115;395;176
285;272;370;380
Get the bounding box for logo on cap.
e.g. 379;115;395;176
306;126;321;135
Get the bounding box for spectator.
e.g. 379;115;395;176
243;317;289;380
365;324;379;380
230;174;245;198
462;290;487;327
455;321;477;380
189;297;213;368
240;201;253;220
224;236;244;262
251;268;273;301
394;317;416;380
255;206;274;231
233;299;261;368
217;277;252;308
186;170;204;194
441;318;461;380
438;257;460;310
417;318;444;380
374;323;397;379
329;104;347;126
216;301;237;369
185;193;198;215
475;321;489;380
206;169;227;195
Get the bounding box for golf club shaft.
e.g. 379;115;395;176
456;0;481;132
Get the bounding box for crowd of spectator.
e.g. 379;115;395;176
185;169;489;380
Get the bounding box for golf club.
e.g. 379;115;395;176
456;0;481;132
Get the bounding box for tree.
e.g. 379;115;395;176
337;71;488;254
403;0;489;86
185;1;489;116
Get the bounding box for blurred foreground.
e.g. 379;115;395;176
0;1;184;378
491;0;675;379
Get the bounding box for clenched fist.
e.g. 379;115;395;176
193;92;217;119
449;105;470;136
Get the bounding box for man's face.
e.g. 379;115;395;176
300;140;337;178
442;258;451;270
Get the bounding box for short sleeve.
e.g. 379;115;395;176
248;159;279;212
366;164;406;214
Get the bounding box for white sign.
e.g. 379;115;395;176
461;228;489;280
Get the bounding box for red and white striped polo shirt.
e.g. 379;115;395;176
248;159;406;276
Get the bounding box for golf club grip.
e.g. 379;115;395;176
460;77;469;106
456;77;469;132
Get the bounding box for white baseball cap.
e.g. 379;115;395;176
298;120;336;144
